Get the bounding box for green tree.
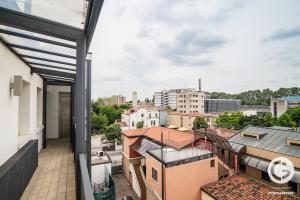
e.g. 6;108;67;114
91;112;109;133
193;117;208;129
278;113;297;128
136;121;144;129
286;107;300;127
104;124;122;141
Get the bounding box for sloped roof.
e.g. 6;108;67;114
130;138;160;156
123;127;195;149
228;126;300;158
201;175;298;200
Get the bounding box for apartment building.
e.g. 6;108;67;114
0;1;103;199
229;126;300;197
122;127;222;200
177;91;205;113
154;88;195;109
103;95;126;106
204;99;241;113
121;107;160;129
270;96;300;117
167;112;218;129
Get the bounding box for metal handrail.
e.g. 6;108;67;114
79;154;95;200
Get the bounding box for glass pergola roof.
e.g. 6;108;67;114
0;0;104;83
0;0;89;29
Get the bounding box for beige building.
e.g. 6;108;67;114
177;91;205;113
167;112;218;129
270;96;300;117
103;95;126;106
229;126;300;197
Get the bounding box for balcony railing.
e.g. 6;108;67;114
79;154;95;200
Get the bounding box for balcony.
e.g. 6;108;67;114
21;139;75;200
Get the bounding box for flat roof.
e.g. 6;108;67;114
201;175;298;200
147;147;213;167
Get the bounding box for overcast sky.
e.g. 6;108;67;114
90;0;300;100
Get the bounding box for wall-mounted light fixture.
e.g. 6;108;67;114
10;75;23;96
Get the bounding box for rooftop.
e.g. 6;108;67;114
281;96;300;102
228;125;300;158
123;127;195;149
201;175;298;200
168;111;219;117
147;147;213;167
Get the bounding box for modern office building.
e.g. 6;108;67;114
270;96;300;117
0;1;104;199
177;91;205;113
153;88;195;109
204;99;241;113
121;107;160;129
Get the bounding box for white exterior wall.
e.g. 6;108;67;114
0;42;43;166
270;98;288;117
91;163;112;184
121;108;160;129
46;86;71;139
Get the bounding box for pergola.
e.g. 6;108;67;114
0;1;104;199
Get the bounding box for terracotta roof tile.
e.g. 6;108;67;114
201;175;298;200
123;127;195;149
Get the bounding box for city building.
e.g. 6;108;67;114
270;96;300;117
204;99;241;113
177;91;206;113
0;1;103;199
103;95;126;106
132;91;138;107
121;107;160;129
201;175;298;200
228;126;300;197
154;88;195;109
121;127;228;200
167;112;218;129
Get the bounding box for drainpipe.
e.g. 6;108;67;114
161;132;165;200
234;154;238;175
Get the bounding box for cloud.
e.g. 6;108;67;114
93;75;122;82
158;29;226;66
263;25;300;42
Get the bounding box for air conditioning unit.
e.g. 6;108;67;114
96;151;104;157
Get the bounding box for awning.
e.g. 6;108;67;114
130;138;160;157
241;155;269;172
241;154;300;184
229;142;246;154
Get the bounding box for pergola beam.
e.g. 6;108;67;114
0;28;76;49
32;68;76;79
28;62;76;72
9;44;76;59
20;54;76;66
86;0;104;50
0;7;82;41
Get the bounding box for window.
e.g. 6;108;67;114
132;121;134;127
152;168;158;181
289;181;298;193
261;171;270;182
153;120;156;125
155;113;158;118
141;114;144;117
210;160;215;167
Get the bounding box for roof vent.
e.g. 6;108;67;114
286;138;300;147
241;131;266;140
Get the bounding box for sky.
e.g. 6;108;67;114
90;0;300;100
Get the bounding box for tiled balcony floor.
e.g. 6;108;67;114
21;139;76;200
